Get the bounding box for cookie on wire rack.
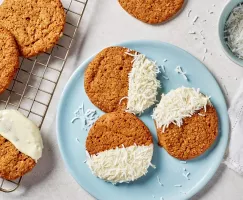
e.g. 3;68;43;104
0;26;19;94
0;110;43;180
0;0;66;58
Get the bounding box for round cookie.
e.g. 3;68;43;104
118;0;185;24
153;87;218;160
0;0;65;58
156;106;218;160
86;112;154;184
0;135;36;180
0;109;43;180
0;26;19;94
86;111;153;155
84;47;135;113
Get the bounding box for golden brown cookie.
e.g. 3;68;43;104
118;0;185;24
156;106;218;160
0;0;65;58
0;26;19;94
86;112;153;155
0;135;36;180
86;111;154;184
84;47;136;113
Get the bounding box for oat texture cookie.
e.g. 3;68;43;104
86;112;154;184
153;87;218;160
84;47;134;113
0;110;43;180
85;46;160;114
0;0;65;58
0;135;36;180
156;106;218;160
118;0;185;24
0;26;19;94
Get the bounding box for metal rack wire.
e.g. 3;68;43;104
0;0;89;193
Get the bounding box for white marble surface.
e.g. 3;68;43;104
2;0;243;199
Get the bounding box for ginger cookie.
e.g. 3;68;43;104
84;47;134;113
0;110;43;180
0;135;36;180
0;26;19;94
84;46;160;114
153;87;218;160
118;0;185;24
156;106;218;160
0;0;65;58
86;112;154;184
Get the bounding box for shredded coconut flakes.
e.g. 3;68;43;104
71;103;98;130
175;66;188;81
124;53;160;115
152;87;211;132
86;144;154;184
225;4;243;59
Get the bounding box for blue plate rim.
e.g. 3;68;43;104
56;40;229;200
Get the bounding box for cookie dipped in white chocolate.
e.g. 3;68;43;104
0;110;43;162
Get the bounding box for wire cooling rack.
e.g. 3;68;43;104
0;0;89;193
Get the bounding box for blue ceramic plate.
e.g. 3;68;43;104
57;40;229;200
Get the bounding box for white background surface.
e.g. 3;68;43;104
1;0;243;199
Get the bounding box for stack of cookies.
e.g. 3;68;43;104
0;0;65;94
0;0;66;180
84;46;219;184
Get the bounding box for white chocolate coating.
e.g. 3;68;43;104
0;110;43;162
